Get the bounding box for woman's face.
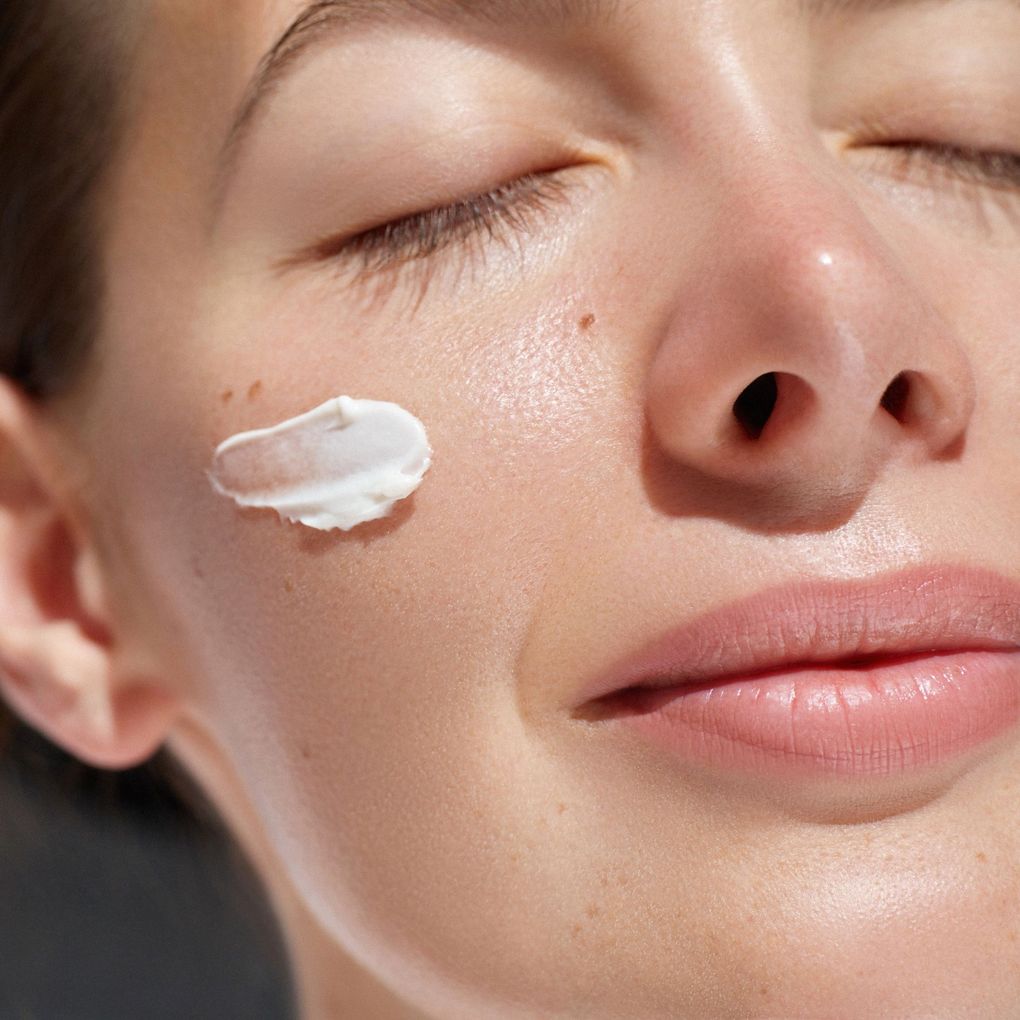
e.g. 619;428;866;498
66;0;1020;1015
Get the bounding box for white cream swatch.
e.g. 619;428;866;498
208;396;432;532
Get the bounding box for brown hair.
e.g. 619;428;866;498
0;15;292;997
0;2;211;809
0;1;143;399
0;0;144;752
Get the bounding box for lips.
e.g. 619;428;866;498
571;564;1020;779
576;564;1020;713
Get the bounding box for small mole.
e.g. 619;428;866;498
284;578;295;594
976;851;988;862
300;744;312;760
579;313;596;331
248;380;263;400
556;802;567;814
220;389;234;404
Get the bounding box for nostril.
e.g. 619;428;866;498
880;372;911;422
733;372;779;440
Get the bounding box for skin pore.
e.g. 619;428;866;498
1;0;1020;1016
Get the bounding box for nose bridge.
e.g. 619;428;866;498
645;141;976;526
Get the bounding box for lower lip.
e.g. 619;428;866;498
598;650;1020;779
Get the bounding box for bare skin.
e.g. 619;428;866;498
2;0;1020;1016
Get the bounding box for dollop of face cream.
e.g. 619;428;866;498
207;396;432;532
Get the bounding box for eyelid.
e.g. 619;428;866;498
888;141;1020;190
338;169;576;268
852;138;1020;192
276;164;585;285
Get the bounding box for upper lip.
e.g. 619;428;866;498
576;564;1020;708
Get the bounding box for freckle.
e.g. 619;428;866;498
1008;930;1017;942
248;379;263;400
599;874;610;888
509;851;520;864
571;923;583;938
220;389;234;404
557;802;567;814
579;312;596;331
300;744;312;760
759;986;770;998
976;851;988;862
284;578;295;594
585;903;600;919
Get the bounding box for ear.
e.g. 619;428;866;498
0;375;180;770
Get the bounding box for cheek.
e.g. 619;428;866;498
86;267;648;1000
180;280;624;787
922;249;1020;481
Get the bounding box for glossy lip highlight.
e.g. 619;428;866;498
574;564;1020;711
570;564;1020;780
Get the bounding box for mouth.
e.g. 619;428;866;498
580;646;1000;719
572;564;1020;778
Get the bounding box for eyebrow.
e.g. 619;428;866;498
213;0;1019;210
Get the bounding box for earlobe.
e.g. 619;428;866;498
0;376;180;770
0;611;179;771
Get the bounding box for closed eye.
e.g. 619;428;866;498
873;139;1020;192
280;169;580;282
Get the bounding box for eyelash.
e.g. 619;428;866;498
297;139;1020;289
308;171;577;280
872;139;1020;192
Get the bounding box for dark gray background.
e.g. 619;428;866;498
0;723;295;1020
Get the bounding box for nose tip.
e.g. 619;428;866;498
645;217;976;519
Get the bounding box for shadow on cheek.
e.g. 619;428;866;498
229;490;420;556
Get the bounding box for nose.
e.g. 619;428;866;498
644;169;976;524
